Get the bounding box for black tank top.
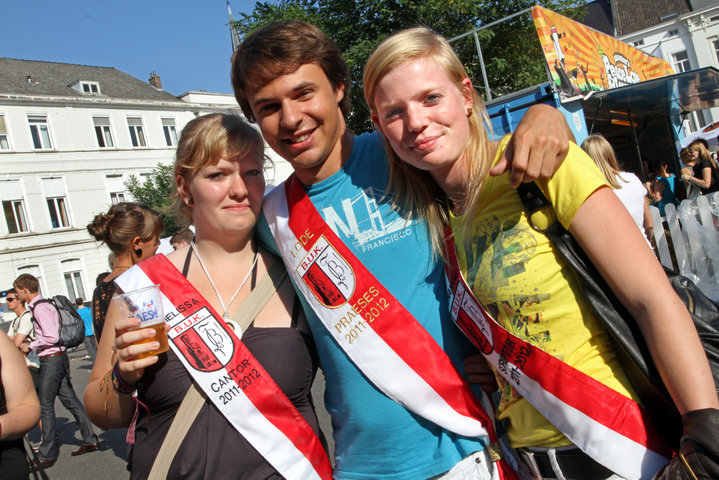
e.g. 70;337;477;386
0;356;30;480
128;252;324;479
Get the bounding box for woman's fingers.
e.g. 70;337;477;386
114;327;159;360
464;354;499;392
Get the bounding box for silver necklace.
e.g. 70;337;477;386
191;241;259;334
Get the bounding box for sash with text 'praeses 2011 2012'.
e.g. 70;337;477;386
264;176;519;480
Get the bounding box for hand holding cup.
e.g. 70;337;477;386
111;285;169;384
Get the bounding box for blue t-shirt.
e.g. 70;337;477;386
655;174;679;216
77;306;93;336
258;132;486;479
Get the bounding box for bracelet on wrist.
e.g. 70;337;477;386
111;362;138;394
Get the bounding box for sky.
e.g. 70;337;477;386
2;0;260;96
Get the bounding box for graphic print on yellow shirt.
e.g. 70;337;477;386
451;137;639;448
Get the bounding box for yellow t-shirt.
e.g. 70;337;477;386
451;136;638;448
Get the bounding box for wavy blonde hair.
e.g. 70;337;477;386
688;140;718;168
363;27;494;254
581;134;622;189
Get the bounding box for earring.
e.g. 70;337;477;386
467;107;473;117
187;197;194;206
134;248;143;257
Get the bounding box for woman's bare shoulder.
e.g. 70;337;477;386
164;245;190;270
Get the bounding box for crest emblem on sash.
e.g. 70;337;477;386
168;307;235;372
297;236;355;308
451;284;494;354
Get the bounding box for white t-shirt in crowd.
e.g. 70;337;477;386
614;172;651;247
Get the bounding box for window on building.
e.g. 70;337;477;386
110;191;127;204
82;82;100;94
672;50;691;73
0;114;9;150
93;116;114;148
2;200;28;234
28;115;52;149
64;271;86;300
106;174;128;204
70;80;101;95
127;117;146;147
46;197;69;228
713;39;719;66
161;118;177;146
42;177;70;229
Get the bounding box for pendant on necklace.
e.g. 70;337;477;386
224;314;242;336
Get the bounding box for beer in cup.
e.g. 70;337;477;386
113;284;169;359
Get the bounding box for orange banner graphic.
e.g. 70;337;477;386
532;6;674;100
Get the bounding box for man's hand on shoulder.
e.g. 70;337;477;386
491;103;574;188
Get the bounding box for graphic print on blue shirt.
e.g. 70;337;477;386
259;132;488;480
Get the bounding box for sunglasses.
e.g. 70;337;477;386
6;296;17;301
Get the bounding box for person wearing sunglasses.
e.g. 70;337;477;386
5;289;40;391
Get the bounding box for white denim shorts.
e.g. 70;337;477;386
431;450;500;480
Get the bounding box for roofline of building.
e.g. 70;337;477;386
178;90;234;97
0;93;240;110
619;2;719;40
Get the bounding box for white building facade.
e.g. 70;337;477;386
0;58;290;318
619;2;719;132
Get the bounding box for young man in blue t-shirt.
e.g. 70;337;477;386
231;20;572;479
75;297;96;362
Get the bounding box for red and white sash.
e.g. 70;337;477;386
115;255;332;480
444;233;671;480
264;177;518;479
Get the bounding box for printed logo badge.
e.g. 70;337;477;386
128;298;160;324
168;307;235;372
297;236;355;308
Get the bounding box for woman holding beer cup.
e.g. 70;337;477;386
84;114;329;479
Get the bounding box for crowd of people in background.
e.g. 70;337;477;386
644;138;719;220
1;19;718;480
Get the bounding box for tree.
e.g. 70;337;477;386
124;163;182;237
233;0;585;134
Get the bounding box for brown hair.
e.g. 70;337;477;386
13;273;39;293
170;227;194;245
680;147;691;164
87;202;163;255
581;134;622;189
231;20;351;122
172;113;265;223
363;26;493;253
6;288;25;306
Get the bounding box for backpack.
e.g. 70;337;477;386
30;295;86;349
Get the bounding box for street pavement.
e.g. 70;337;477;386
26;347;333;479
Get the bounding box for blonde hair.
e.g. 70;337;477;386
688;140;718;168
363;27;494;253
172;113;266;223
581;134;622;189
